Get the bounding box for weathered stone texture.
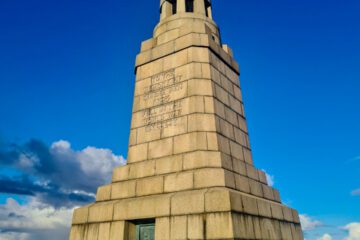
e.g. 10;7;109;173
69;1;303;239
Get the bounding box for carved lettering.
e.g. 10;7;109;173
142;69;183;131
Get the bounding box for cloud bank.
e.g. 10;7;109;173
343;223;360;240
300;215;360;240
0;198;71;240
0;139;125;240
317;233;332;240
0;139;125;208
300;214;322;231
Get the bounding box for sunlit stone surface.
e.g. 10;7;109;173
69;1;304;239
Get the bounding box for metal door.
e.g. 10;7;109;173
136;223;155;240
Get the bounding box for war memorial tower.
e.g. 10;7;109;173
69;0;304;239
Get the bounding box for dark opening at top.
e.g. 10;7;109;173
205;0;211;17
171;0;177;14
185;0;194;12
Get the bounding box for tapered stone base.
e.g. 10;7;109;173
69;7;304;240
69;187;303;240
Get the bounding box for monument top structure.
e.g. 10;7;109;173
159;0;213;21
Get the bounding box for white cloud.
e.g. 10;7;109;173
0;139;126;208
317;234;332;240
51;140;71;150
0;198;73;240
343;223;360;240
0;198;72;230
17;153;37;169
51;140;126;181
300;214;322;231
77;146;125;178
351;189;360;196
0;232;29;240
0;139;127;240
262;169;275;187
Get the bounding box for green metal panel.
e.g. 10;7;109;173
136;223;155;240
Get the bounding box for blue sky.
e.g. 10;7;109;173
0;0;359;239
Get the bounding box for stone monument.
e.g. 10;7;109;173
69;0;304;239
